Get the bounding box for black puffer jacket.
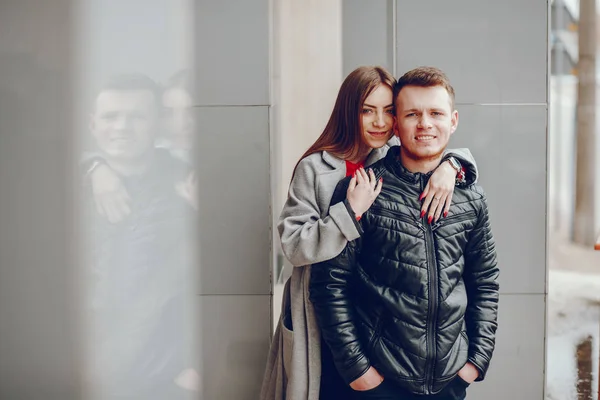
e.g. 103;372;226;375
309;147;499;395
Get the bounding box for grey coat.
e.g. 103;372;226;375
259;138;477;400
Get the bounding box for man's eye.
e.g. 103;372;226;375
406;113;416;117
432;112;442;116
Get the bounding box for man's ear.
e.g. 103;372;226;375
393;119;399;137
450;110;459;135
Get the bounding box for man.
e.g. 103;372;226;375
310;67;499;400
83;74;196;399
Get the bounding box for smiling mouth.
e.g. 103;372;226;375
368;131;389;137
415;135;436;141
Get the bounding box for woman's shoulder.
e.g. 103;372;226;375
296;151;343;175
298;151;325;165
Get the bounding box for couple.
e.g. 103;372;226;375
87;70;196;224
261;66;499;400
82;73;198;399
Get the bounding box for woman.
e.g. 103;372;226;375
156;70;195;164
260;66;477;400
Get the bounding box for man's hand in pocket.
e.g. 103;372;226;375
349;366;384;391
457;362;479;384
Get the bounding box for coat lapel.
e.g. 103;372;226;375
321;151;344;170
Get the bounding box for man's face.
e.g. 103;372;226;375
394;85;458;161
90;90;158;161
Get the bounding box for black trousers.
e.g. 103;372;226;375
319;344;470;400
350;377;469;400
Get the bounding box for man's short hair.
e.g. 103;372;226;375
394;67;456;109
95;73;162;108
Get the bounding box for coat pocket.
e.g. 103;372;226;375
455;375;471;387
281;281;294;376
281;313;294;375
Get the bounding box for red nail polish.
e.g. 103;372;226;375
419;193;424;201
428;216;433;224
443;211;448;218
380;177;383;182
421;210;426;218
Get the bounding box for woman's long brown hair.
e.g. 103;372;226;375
292;66;396;179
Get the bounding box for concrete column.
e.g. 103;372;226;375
271;0;343;299
272;0;343;213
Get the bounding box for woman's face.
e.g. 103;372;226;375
162;87;195;146
360;84;395;150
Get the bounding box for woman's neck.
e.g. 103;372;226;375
346;146;371;164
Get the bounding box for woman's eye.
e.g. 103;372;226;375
385;109;395;115
362;109;373;114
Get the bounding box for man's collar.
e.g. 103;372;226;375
384;146;438;184
104;148;160;177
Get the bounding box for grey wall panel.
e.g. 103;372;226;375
195;0;270;106
467;294;545;400
197;295;271;399
395;0;547;104
195;106;271;295
342;0;394;76
449;105;547;295
81;0;190;90
0;1;81;397
0;137;81;399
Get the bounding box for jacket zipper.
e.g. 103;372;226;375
370;195;465;392
422;176;438;393
430;211;476;231
378;183;415;199
369;206;419;226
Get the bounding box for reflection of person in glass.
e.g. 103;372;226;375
83;74;195;399
87;70;196;224
156;70;195;163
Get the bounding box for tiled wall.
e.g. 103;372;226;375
194;0;272;397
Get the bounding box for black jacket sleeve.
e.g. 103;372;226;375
463;188;500;381
441;149;478;186
309;177;372;385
